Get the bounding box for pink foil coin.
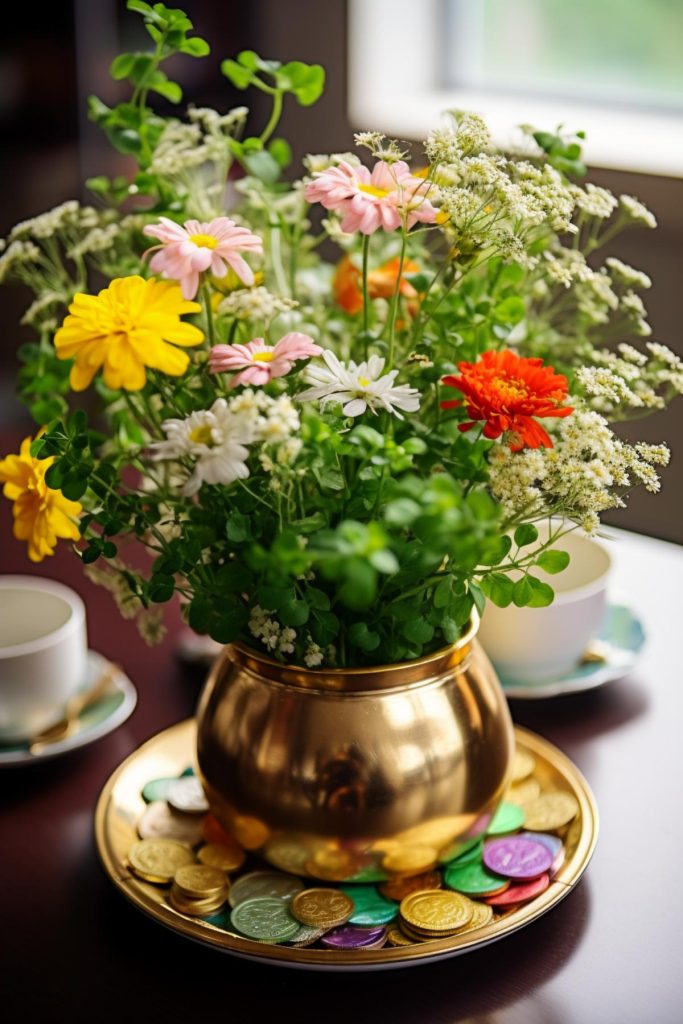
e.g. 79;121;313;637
483;836;553;879
483;872;550;906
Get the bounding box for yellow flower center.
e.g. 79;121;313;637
252;351;275;362
358;376;371;387
189;233;218;249
358;184;390;199
189;425;216;446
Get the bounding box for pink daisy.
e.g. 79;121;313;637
142;216;263;300
304;160;437;234
209;332;322;387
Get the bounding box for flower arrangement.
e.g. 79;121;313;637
1;1;680;666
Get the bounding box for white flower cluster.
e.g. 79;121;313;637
302;152;361;174
67;221;121;259
575;340;683;415
151;390;301;495
488;407;670;534
217;286;298;323
10;200;100;241
0;239;41;283
570;183;617;219
425;112;492;163
605;257;652;290
83;559;166;644
353;131;408;162
619;194;657;228
249;605;296;654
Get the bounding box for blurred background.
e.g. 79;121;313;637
1;0;681;541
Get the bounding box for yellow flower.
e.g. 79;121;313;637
0;437;82;562
54;275;204;392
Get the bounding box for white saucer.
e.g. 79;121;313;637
0;651;137;766
499;602;646;699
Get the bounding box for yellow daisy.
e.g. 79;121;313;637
0;436;82;562
54;275;204;392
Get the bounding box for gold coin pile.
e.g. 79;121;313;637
398;889;492;941
169;864;230;917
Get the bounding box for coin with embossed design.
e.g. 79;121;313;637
230;897;300;942
400;890;473;934
228;870;304;909
128;838;194;884
290;888;354;929
174;863;227;898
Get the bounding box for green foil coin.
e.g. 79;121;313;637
444;861;508;896
447;839;484;866
141;777;177;803
487;802;525;835
340;885;398;926
230;897;301;942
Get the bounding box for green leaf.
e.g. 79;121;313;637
188;595;210;632
480;573;514;608
469;583;486;616
369;549;399;574
221;58;253;89
493;296;525;324
348;621;380;652
512;574;554;608
306;587;331;611
401;617;434;644
61;469;88;502
180;36;210;57
514;523;539;548
127;0;153;13
338;558;377;610
149;77;183;103
536;549;570;575
384;498;420;527
81;546;101;565
44;463;64;489
268;137;292;168
148;573;175;602
276;61;325;106
279;598;309;627
226;512;250;542
441;616;460;643
110;53;136;80
241;148;281;184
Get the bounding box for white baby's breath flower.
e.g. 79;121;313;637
606;257;651;290
304;639;324;667
619;194;657;228
298;351;420;419
571;183;617;219
218;286;297;322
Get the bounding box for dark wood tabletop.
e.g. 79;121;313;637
2;482;682;1024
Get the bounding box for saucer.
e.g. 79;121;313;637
499;602;646;699
0;651;137;766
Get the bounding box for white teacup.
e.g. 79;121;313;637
478;527;612;683
0;576;88;742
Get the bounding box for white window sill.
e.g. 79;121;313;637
348;0;683;178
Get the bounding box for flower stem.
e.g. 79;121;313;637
386;228;407;368
260;89;283;147
361;234;370;349
201;283;215;347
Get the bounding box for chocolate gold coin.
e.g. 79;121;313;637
128;838;194;884
174;863;227;898
230;897;300;942
400;890;473;934
523;792;579;832
198;842;245;873
228;871;304;909
379;871;442;902
290;888;354;929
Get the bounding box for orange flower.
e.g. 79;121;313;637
333;255;421;316
441;349;573;451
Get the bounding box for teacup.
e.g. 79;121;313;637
0;576;88;742
478;526;612;683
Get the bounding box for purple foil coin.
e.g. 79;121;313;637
483;836;553;880
320;924;388;950
519;831;565;875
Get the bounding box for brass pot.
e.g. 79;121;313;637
195;616;514;882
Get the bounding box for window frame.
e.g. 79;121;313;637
348;0;683;177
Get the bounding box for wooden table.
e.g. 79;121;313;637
2;515;682;1024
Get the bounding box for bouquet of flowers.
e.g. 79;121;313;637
1;1;680;667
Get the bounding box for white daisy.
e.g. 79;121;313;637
297;350;420;419
150;397;254;495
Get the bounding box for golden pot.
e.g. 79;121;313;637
195;616;514;882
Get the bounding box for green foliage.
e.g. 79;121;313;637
532;127;587;178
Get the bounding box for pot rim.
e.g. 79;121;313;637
220;612;480;693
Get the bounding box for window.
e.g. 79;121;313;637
349;0;683;175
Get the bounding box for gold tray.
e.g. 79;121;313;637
95;720;598;971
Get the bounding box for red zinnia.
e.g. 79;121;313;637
441;349;573;451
